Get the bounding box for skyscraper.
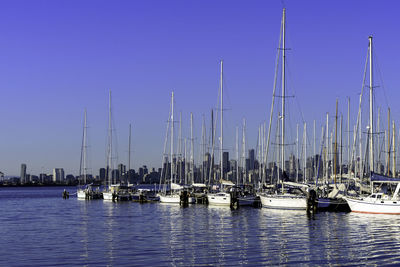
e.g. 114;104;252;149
249;149;255;170
223;151;229;174
53;168;65;183
20;164;27;184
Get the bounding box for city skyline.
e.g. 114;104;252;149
1;1;400;176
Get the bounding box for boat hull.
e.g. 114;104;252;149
158;194;181;203
259;194;307;210
207;193;231;206
77;190;86;199
103;192;113;201
344;197;400;214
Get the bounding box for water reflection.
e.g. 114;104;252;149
4;188;400;266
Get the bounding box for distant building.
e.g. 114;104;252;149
99;168;106;181
53;168;65;182
249;149;255;170
223;152;229;175
118;164;126;176
20;164;27;184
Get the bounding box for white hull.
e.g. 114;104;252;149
259;194;307;210
344;197;400;215
207;193;231;206
158;193;181;203
77;190;86;199
103;192;113;201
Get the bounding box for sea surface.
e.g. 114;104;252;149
1;186;400;266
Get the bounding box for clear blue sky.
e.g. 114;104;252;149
1;0;399;176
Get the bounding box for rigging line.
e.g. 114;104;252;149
265;13;283;171
349;44;369;174
374;49;390;109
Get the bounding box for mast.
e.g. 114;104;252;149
220;60;223;181
210;109;214;185
108;90;112;186
325;113;329;183
201;115;206;183
377;107;380;172
334;99;338;185
369;36;374;173
281;7;286;184
393;120;396;177
296;124;299;183
303;122;307;183
242;118;247;184
313;120;316;179
236;126;239;185
80;109;87;185
179;112;182;183
171;91;174;184
347;97;350;176
184;138;187;185
340;114;343;183
128;123;131;184
387;108;390;175
190;112;194;184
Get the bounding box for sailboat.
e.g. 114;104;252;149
158;91;182;204
258;8;308;210
207;60;235;207
343;36;400;214
103;90;117;201
77;110;102;199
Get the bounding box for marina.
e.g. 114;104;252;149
2;186;400;266
2;1;400;266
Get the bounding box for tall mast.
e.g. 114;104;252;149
179;112;182;183
171;91;174;184
190;112;194;184
108;90;112;185
83;109;87;184
377;107;380;172
313;120;316;179
184;138;187;184
303;122;307;183
334;99;338;185
296;124;299;183
281;8;286;180
201;115;206;183
347;97;350;176
340;114;343;183
242;118;247;184
325;113;329;183
128;123;131;183
220;60;223;181
393;121;396;177
369;36;374;173
387;108;390;175
236;126;239;185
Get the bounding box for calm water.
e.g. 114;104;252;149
1;187;400;266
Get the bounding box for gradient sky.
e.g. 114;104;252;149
1;0;400;176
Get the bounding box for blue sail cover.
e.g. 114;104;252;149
370;172;400;182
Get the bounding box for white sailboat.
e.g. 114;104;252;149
207;60;234;207
259;8;307;210
344;36;400;214
77;109;88;199
158;92;181;204
103;90;115;201
77;110;102;199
